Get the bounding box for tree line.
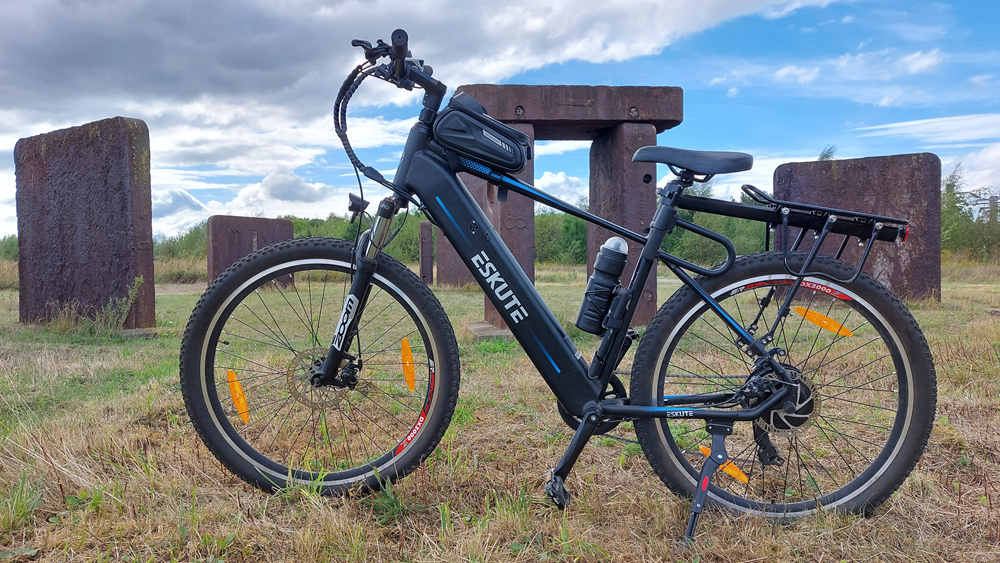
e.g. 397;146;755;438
0;168;995;265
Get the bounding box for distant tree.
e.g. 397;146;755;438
940;165;976;252
818;145;836;161
154;223;207;259
0;234;17;261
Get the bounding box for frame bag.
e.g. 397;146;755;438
433;92;531;173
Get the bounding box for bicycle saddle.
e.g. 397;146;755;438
632;146;753;175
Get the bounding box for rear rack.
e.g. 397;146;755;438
675;185;909;284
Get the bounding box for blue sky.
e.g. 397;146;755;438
1;1;998;237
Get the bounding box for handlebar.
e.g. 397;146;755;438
338;28;447;193
390;28;408;80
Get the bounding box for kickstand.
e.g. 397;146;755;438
545;407;600;509
684;420;733;543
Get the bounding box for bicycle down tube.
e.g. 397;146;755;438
403;149;601;415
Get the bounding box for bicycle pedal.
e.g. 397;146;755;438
544;473;571;510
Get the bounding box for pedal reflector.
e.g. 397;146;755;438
401;337;416;392
226;369;250;423
699;445;749;484
793;306;853;337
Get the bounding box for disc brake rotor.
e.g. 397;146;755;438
286;348;360;409
755;373;821;435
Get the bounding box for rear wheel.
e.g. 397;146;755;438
632;253;935;517
180;237;460;494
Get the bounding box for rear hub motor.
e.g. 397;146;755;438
755;367;820;434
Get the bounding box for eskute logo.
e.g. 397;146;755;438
331;295;358;350
471;250;528;324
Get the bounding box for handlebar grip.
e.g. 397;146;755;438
390;28;408;78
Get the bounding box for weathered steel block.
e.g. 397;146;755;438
773;154;941;300
419;221;433;285
435;174;491;287
588;123;659;325
457;85;683;140
207;215;294;280
14;116;155;328
484;123;535;329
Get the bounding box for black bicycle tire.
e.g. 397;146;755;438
631;252;936;517
180;237;460;495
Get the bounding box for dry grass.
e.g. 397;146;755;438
0;261;997;561
941;251;1000;283
155;257;208;284
0;260;16;291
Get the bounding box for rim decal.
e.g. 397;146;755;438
395;370;435;455
731;278;852;301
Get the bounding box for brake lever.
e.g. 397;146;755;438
351;39;392;64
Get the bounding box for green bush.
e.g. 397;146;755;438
0;235;17;261
154;223;206;259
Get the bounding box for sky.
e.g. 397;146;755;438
1;0;998;238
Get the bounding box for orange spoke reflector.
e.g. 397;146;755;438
401;337;416;392
699;445;749;484
226;369;250;423
793;306;853;336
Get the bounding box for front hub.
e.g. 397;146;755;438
291;348;355;409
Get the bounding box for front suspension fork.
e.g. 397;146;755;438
315;197;400;386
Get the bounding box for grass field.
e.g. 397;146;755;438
0;258;998;561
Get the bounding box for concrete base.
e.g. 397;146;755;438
466;321;513;341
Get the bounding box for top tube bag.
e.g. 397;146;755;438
432;92;532;173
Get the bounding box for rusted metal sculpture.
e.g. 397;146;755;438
207;215;294;280
14;117;155;328
773;153;941;300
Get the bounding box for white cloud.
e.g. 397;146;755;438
727;87;741;98
534;171;587;203
774;65;820;84
762;0;836;19
1;0;841;236
841;15;855;24
0;165;13;236
969;74;994;87
953;143;1000;190
706;46;968;107
152;188;209;219
856;114;1000;144
898;49;942;75
534;141;591;156
716;155;815;200
885;22;948;42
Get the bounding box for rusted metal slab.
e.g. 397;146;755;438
14;116;155;327
773;153;941;300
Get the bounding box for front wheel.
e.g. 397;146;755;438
632;253;936;517
180;237;460;495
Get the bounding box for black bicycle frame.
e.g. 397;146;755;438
392;122;783;419
334;64;906;422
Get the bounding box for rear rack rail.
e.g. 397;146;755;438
675;184;909;283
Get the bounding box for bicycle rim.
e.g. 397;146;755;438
651;274;913;515
197;258;440;487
